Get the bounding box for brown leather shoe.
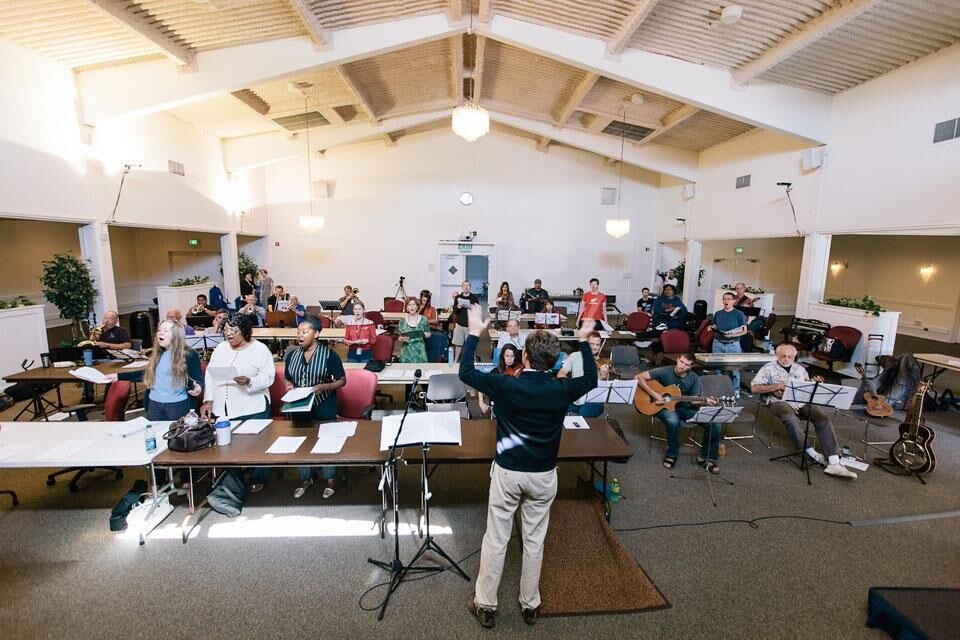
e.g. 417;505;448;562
522;604;540;626
468;595;495;628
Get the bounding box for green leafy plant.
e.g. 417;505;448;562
39;253;98;341
0;296;36;310
823;295;885;317
721;283;765;294
170;275;210;287
238;251;259;284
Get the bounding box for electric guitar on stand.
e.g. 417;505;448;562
634;379;734;416
888;381;936;475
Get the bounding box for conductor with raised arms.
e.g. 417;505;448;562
459;304;597;628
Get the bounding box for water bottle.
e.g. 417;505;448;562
144;423;157;453
183;409;199;427
719;443;727;458
447;346;455;365
609;477;621;503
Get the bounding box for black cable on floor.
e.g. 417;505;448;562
614;514;850;533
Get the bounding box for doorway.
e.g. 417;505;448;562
438;242;495;309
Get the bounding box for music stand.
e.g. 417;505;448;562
671;406;741;505
583;380;637;420
770;380;854;484
185;333;223;361
494;309;521;329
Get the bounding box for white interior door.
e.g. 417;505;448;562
438;253;466;307
709;258;761;291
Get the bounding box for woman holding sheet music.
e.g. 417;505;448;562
140;319;204;421
398;297;430;363
343;301;378;363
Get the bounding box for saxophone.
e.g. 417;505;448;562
77;323;104;348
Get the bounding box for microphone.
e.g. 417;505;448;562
776;182;792;187
414;368;422;379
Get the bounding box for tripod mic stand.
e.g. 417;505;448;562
368;371;435;620
393;276;408;300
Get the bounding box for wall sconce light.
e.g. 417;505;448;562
829;261;848;277
919;264;935;283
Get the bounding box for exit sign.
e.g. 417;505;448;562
187;239;199;247
734;246;744;254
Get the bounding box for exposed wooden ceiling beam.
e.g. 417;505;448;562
637;103;700;146
587;114;613;133
535;136;551;153
478;0;492;23
383;133;398;147
287;0;330;47
316;106;345;125
553;71;599;127
733;0;885;85
88;0;194;66
472;36;486;101
447;0;463;23
336;66;378;122
230;89;269;116
450;35;464;102
606;0;661;57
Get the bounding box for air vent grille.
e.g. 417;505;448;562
735;174;751;189
168;160;184;176
933;118;958;143
273;112;329;132
602;120;655;142
600;187;617;205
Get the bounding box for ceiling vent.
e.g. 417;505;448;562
933;118;958;144
735;174;751;189
600;187;617;205
168;160;185;176
273;112;329;132
602;120;654;142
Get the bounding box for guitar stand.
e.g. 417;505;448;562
872;457;927;485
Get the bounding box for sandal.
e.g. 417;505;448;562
704;462;720;474
662;456;677;470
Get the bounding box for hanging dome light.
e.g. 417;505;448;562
299;211;324;233
605;218;630;239
295;85;324;234
605;107;631;239
452;103;490;142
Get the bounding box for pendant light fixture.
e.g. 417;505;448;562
605;106;630;239
452;1;489;142
296;85;324;233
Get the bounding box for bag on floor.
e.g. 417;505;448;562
110;479;149;531
206;470;246;518
875;354;922;410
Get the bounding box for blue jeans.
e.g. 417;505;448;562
656;406;722;462
712;339;742;394
146;397;193;421
348;349;372;363
570;402;604;418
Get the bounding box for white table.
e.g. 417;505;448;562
0;421;171;543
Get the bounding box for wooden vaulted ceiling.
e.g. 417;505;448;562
2;0;959;158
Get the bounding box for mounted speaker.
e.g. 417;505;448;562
681;184;696;200
801;147;824;171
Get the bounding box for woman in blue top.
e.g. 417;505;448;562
142;320;204;421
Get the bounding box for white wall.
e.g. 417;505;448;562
698;237;804;314
819;43;960;233
259;130;661;307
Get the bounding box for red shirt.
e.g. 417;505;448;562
345;322;378;351
580;292;606;320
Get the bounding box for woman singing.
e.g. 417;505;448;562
343;301;378;363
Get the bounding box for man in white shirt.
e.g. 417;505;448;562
496;319;527;351
238;293;266;327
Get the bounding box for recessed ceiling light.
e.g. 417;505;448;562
720;4;744;25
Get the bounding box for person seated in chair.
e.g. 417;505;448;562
750;342;857;479
287;295;306;322
652;284;687;330
557;332;610;418
187;294;217;318
496;319;527;351
635;352;721;473
417;289;438;328
267;285;290;312
534;299;565;329
636;287;654;314
95;310;132;350
521;278;549;313
285;317;347;499
732;282;754;308
238;293;266;327
165;308;195;336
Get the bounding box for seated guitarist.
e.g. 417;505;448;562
751;343;857;479
635;352;721;473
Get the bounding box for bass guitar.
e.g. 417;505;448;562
889;380;936;475
634;379;734;416
854;363;894;418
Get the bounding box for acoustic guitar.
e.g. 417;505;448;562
889;380;936;475
634;379;734;416
854;363;894;418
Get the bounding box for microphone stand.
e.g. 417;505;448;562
368;369;434;620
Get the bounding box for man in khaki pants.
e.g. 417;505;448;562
459;305;597;628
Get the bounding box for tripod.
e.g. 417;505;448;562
393;276;408;300
368;372;436;620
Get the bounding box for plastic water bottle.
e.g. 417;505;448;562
183;409;199;427
447;346;455;365
609;477;621;503
144;423;157;453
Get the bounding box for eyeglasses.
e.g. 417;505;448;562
223;328;240;337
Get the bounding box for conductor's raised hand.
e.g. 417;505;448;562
467;304;490;337
575;319;595;342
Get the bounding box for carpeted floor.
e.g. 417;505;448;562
2;332;960;639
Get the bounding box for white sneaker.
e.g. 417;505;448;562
806;450;827;467
293;479;313;499
824;463;857;479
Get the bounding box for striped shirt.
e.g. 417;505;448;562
283;345;345;419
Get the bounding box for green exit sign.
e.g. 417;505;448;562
187;239;199;247
734;246;744;254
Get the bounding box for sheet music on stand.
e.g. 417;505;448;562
581;379;638;404
496;309;522;323
688;405;743;423
185;334;224;350
784;380;855;410
379;411;462;450
534;312;561;326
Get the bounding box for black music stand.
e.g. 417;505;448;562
583;380;638;420
185;333;223;360
770;380;853;484
673;406;740;506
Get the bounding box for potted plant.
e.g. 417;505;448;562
0;296;36;309
238;251;259;284
39;253;97;342
823;295;885;317
170;275;210;287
